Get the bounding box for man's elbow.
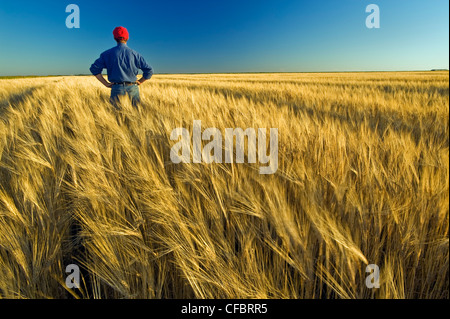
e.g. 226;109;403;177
89;65;102;76
143;68;154;79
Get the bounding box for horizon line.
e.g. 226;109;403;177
1;69;449;78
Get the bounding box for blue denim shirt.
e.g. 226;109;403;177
90;43;153;83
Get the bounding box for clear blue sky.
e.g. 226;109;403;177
0;0;448;75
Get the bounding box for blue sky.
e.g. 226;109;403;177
0;0;448;75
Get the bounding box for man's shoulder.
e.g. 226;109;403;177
100;46;118;56
100;45;142;58
125;46;142;56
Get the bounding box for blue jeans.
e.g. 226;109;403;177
110;83;140;109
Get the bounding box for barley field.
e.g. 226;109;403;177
0;72;448;299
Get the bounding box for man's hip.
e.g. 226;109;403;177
111;83;140;95
111;81;137;86
110;83;140;107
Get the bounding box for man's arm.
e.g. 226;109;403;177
136;54;153;85
90;54;112;88
137;77;148;85
94;73;113;88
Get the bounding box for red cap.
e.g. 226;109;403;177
113;26;129;40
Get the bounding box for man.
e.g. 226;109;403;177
90;26;153;108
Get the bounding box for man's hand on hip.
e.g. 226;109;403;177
137;77;148;86
94;74;114;88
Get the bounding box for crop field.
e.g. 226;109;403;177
0;72;448;299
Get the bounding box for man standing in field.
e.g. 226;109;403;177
90;26;153;108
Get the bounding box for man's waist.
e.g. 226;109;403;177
112;81;137;86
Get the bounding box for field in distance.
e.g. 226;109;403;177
0;72;448;298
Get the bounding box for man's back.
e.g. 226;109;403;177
90;42;153;84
